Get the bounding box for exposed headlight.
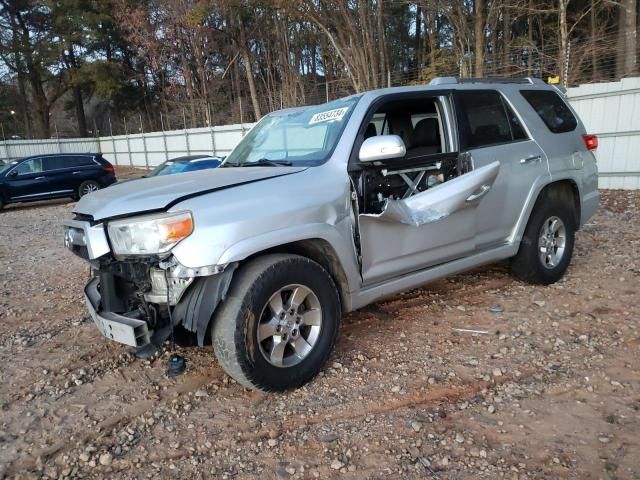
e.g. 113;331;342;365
107;211;193;256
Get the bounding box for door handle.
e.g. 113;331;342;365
520;155;542;164
72;171;81;174
35;176;45;180
466;184;491;202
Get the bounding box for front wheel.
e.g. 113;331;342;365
212;254;341;391
511;198;575;285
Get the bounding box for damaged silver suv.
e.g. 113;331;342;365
64;77;599;391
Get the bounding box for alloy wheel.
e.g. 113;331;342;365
257;284;323;368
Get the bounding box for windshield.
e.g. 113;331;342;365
224;97;360;167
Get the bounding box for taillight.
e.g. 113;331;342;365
582;134;598;151
103;166;115;173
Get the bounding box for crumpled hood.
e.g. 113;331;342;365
74;166;307;220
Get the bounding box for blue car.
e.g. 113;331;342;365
146;155;222;177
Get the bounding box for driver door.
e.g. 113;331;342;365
5;157;48;201
355;94;500;285
358;161;500;284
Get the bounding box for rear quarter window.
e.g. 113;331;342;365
520;90;577;134
69;155;96;167
456;91;515;149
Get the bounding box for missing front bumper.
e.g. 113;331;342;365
84;277;151;347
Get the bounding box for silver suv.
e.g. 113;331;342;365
64;77;599;391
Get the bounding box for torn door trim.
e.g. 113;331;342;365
360;161;501;226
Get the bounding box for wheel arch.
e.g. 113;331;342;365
513;178;581;247
535;179;581;230
243;238;351;313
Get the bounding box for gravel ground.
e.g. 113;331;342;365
0;189;638;480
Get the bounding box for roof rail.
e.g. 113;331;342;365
429;77;548;86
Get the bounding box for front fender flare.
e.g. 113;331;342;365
217;221;361;295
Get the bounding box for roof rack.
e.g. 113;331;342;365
429;77;547;86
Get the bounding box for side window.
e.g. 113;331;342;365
520;89;577;133
43;157;66;171
15;158;43;175
503;101;527;141
456;91;512;148
73;155;96;166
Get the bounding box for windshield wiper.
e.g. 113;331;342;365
241;159;293;167
222;161;241;168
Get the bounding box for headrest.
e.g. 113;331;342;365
387;113;414;148
413;118;440;148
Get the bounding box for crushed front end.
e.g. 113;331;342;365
64;213;233;354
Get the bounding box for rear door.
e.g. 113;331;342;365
4;157;49;200
453;89;549;249
44;155;96;195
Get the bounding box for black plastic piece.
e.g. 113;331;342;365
172;264;237;346
98;272;126;312
166;354;186;377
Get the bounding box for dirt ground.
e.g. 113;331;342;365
0;190;638;480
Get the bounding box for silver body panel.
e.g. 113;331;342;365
68;80;599;316
84;278;150;347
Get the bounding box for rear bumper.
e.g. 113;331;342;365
98;173;117;188
84;277;150;347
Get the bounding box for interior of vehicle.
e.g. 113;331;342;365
350;96;469;214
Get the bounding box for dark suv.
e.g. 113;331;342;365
0;153;116;209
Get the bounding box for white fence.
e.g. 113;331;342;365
0;123;256;169
1;78;639;188
567;77;640;189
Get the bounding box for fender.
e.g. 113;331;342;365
510;172;582;246
216;220;362;296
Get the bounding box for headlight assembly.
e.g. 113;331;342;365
107;211;194;256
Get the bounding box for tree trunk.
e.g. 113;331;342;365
376;0;387;87
31;86;51;139
474;0;485;76
590;0;598;80
415;6;422;69
502;8;511;75
558;0;568;86
238;17;262;120
616;0;637;78
527;0;534;76
73;85;87;137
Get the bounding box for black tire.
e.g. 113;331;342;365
78;180;101;198
212;254;341;391
511;195;575;285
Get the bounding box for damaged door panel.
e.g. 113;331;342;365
359;161;500;284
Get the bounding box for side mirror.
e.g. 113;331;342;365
9;170;18;178
359;135;406;163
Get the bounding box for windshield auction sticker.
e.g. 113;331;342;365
309;107;349;125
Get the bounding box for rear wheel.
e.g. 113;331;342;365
78;180;100;198
511;197;575;285
212;254;340;391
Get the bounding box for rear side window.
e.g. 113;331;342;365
520;90;577;133
43;157;66;170
456;91;520;148
65;155;95;167
72;155;95;166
